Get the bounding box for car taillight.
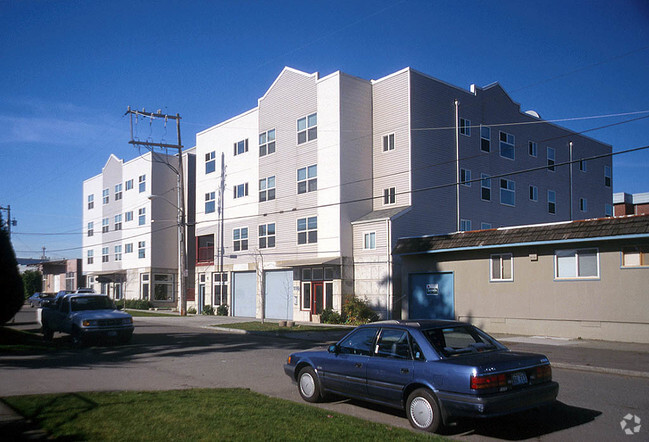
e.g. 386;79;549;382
470;373;507;390
535;364;552;381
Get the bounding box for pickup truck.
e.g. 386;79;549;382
40;293;134;345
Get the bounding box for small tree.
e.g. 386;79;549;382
22;269;42;299
0;214;24;324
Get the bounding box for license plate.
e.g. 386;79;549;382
511;372;528;386
107;331;117;337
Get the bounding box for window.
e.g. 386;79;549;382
555;249;598;279
102;188;109;204
102;217;109;233
213;273;228;305
622;247;649;267
205;151;216;174
529;185;538;201
138;241;146;258
460;168;471;186
579;159;587;172
481;222;492;230
297;165;317;194
302;282;311;311
338;328;377;356
259;129;276;156
499;131;515;160
363;232;376;250
87;222;94;237
114;245;122;261
500;178;515;206
383;133;395;151
375;329;412;359
548;190;556;214
114;214;122;230
460;118;471;136
460;219;471;231
480;126;490;152
139;175;146;193
125;211;133;222
383;187;396;205
205;192;216;214
153;274;175;301
233;139;249;156
87;194;94;210
580;198;587;212
297;113;317;144
87;250;94;264
138;207;146;225
604;165;611;187
259;223;275;249
259;176;276;201
115;183;122;201
481;174;491;201
547;147;556;171
125;179;133;191
491;253;513;281
65;272;75;291
125;243;133;254
605;204;613;217
141;273;150;300
529;141;537;157
233;227;248;251
102;247;109;263
233;183;249;199
297;216;317;245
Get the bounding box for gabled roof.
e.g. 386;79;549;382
393;215;649;256
258;67;318;103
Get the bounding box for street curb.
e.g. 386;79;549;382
552;362;649;379
204;326;342;342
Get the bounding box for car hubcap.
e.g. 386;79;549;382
299;373;315;398
410;397;433;428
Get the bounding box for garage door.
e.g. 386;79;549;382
408;272;454;320
232;271;256;318
265;270;293;320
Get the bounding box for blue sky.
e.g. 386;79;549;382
1;0;648;259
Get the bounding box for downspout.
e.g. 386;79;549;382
569;141;573;220
386;218;392;320
455;100;460;232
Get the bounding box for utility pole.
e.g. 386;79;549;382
0;205;17;239
126;107;188;316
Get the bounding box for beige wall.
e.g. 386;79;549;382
401;240;649;343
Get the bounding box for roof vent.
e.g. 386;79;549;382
525;110;541;119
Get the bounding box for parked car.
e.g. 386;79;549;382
27;292;56;308
284;320;558;433
40;293;134;345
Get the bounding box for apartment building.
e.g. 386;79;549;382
614;192;649;216
82;151;195;307
193;67;612;321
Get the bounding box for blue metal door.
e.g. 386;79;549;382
408;272;454;320
264;270;293;320
233;271;256;317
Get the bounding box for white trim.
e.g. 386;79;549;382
490;253;513;282
362;231;377;250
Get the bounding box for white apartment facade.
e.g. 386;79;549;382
82;151;195;307
193;67;612;321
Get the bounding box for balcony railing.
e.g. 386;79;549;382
197;246;214;264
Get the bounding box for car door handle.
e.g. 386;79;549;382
354;363;363;368
400;368;409;374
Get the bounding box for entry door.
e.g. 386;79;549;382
198;284;205;311
311;282;324;314
408;272;454;320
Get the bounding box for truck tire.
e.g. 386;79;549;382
71;327;86;347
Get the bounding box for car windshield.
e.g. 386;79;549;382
70;296;115;311
423;325;500;357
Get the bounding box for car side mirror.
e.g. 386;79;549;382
328;344;339;354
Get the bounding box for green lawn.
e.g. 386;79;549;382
0;327;51;353
125;309;178;317
3;389;442;441
215;321;353;334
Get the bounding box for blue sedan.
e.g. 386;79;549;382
284;320;558;433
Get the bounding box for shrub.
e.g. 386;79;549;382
343;297;379;325
216;304;228;316
187;307;197;315
123;299;153;310
320;309;343;324
202;305;215;315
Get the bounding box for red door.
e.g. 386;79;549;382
311;282;324;315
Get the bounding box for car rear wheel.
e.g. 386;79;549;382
297;366;322;403
406;388;442;433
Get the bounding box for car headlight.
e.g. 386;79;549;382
82;320;97;327
122;317;133;325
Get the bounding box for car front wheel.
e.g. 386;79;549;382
42;326;53;341
297;366;322;403
406;388;442;433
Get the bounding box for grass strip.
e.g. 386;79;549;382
3;389;441;441
215;321;353;333
125;309;178;317
0;327;52;353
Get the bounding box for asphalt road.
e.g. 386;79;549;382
2;308;647;441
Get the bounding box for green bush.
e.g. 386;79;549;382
202;305;215;315
216;304;228;316
320;309;343;324
343;297;379;325
123;299;153;310
187;307;197;315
